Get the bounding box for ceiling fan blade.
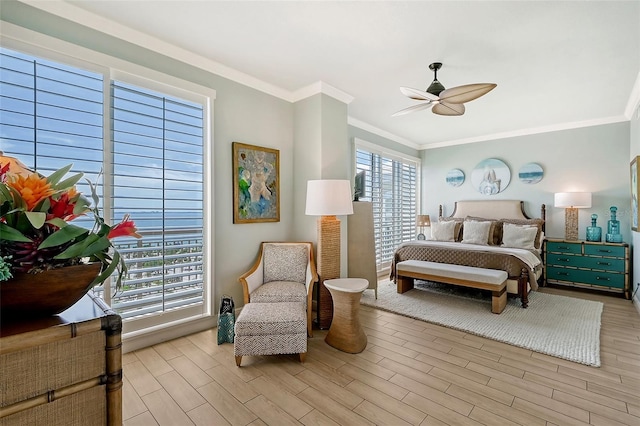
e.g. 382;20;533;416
391;102;434;117
400;86;440;102
439;83;497;104
432;102;465;116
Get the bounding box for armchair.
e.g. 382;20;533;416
238;242;318;337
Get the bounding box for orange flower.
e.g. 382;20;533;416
108;214;141;239
8;173;56;210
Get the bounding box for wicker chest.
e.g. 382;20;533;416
0;293;122;425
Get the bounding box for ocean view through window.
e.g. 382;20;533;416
0;46;212;331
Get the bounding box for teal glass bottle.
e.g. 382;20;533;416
605;206;623;243
586;214;602;242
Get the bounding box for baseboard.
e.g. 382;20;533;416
634;293;640;316
122;315;217;353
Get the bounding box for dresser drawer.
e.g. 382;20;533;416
584;244;626;258
546;266;625;289
546;241;582;254
546;253;625;272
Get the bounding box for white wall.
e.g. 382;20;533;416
422;122;631;243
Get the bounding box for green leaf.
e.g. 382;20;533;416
8;187;26;210
38;225;88;249
37;197;51;213
54;172;83;190
53;235;96;259
46;164;73;186
81;235;111;257
47;217;68;228
25;211;46;229
0;183;12;204
86;176;100;207
73;195;92;215
91;251;120;287
0;223;31;242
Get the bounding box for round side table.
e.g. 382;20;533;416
323;278;368;354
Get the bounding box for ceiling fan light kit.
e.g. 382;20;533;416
393;62;496;117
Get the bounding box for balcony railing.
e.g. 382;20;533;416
93;228;204;320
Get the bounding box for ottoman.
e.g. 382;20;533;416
234;301;307;367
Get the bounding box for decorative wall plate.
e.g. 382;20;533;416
445;169;465;187
518;162;544;184
470;158;511;195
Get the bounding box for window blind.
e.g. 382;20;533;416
0;47;208;322
109;81;205;319
355;146;418;270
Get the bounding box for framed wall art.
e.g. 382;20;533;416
470;158;511;195
232;142;280;223
518;162;544;184
446;169;465;187
631;156;638;231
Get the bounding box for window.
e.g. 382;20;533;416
354;139;419;271
0;47;212;332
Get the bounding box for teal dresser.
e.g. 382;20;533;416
544;238;630;299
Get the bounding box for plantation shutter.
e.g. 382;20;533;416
1;47;210;325
355;144;419;270
0;48;104;209
109;80;205;319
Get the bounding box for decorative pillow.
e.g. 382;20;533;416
461;220;492;245
501;223;538;250
465;216;499;245
263;244;308;284
438;217;464;241
430;220;457;242
500;218;545;249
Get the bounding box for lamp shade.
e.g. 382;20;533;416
554;192;592;208
305;179;354;216
417;215;431;227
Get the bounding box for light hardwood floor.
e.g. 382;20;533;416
122;286;640;426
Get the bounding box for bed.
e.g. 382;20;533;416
391;200;546;308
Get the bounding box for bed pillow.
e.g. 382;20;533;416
500;218;545;249
438;217;464;241
430;220;457;242
465;216;499;245
461;220;492;245
501;223;538;250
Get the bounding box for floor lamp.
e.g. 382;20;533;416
554;192;591;240
305;179;354;329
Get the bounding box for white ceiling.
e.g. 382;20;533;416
35;1;640;149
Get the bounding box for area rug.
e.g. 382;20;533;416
361;280;603;366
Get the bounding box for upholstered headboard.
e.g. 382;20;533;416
439;200;546;229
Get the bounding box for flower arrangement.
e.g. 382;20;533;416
0;153;140;289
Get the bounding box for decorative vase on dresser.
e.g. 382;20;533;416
0;292;122;425
544;238;630;299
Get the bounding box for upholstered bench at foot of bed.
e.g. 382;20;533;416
234;301;307;366
396;260;508;314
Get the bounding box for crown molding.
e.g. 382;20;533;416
420;115;630;150
347;117;420;149
291;81;354;104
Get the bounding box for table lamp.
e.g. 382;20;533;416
554;192;591;240
416;215;431;240
305;179;354;329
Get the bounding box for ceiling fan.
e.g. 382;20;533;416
392;62;496;117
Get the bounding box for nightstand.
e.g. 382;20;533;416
544;238;630;299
